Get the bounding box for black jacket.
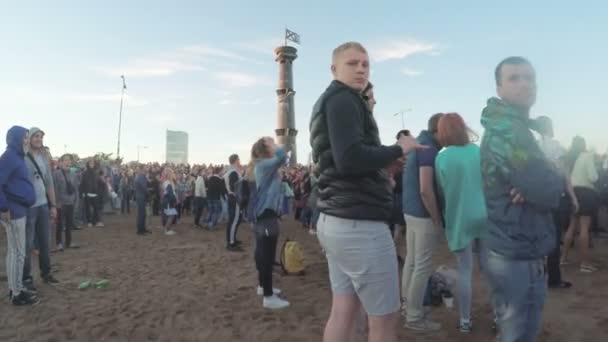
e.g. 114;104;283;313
309;81;402;221
79;168;99;195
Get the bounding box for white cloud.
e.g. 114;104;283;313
400;67;424;77
236;38;283;56
65;93;149;106
182;45;248;61
218;98;262;105
214;71;270;88
96;59;206;78
369;39;440;62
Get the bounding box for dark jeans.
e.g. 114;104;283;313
226;195;242;246
254;218;279;297
204;200;222;229
183;196;193;215
152;197;160;216
121;192;131;214
24;205;51;282
194;197;207;226
84;196;100;225
136;199;146;233
548;194;571;285
56;205;74;247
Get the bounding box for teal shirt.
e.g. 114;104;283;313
435;143;487;252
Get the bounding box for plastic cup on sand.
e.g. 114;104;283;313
78;281;92;290
94;279;110;289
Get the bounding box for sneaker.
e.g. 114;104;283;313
580;264;598;273
405;318;441;332
67;243;81;249
308;229;316;235
23;281;37;294
458;320;473;333
87;223;93;228
263;295;290;310
42;275;60;285
95;222;105;227
12;291;40;306
560;259;571;266
164;230;176;236
257;286;282;296
56;243;64;252
227;244;244;252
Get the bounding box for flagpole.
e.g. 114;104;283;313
117;75;126;160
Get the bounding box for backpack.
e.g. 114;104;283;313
235;179;250;208
280;239;306;275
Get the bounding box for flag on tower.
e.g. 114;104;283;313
121;75;127;90
285;28;301;44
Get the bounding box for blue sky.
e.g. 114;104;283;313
1;0;606;164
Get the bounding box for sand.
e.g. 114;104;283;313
1;213;607;342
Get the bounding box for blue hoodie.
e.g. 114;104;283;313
0;126;36;219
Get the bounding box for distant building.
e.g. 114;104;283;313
166;130;188;164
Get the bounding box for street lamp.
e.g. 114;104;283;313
137;145;148;162
392;108;412;129
116;75;127;159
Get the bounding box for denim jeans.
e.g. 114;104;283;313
23;205;52;282
204;200;222;228
136;199;146;233
485;249;547;342
454;239;488;323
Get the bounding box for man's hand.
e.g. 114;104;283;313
397;135;429;155
50;207;57;220
0;210;10;222
510;188;526;204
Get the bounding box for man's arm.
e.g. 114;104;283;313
486;133;563;211
0;154;16;214
420;167;442;226
326;91;402;175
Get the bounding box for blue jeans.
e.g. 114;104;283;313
136;199;146;233
454;239;487;323
485;249;546;342
23;205;52;282
204;200;222;228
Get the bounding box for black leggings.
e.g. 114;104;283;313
254;216;279;297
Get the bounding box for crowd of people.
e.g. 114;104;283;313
1;41;607;342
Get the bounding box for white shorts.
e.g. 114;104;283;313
317;213;400;316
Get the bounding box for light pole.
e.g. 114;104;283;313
393;108;412;129
116;75;127;160
137;145;148;162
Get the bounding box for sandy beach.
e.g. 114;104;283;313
1;213;607;342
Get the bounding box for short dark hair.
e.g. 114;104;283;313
428;113;444;133
229;154;239;165
495;56;531;86
395;129;410;140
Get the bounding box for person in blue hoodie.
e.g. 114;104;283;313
480;57;563;341
0;126;39;306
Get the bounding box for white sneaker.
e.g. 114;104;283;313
257;286;281;296
263;295;290;309
87;223;92;228
165;230;176;236
95;222;105;227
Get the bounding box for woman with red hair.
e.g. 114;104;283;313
434;113;488;333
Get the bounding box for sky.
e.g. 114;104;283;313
1;0;606;164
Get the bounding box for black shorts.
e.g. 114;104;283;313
574;187;599;217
